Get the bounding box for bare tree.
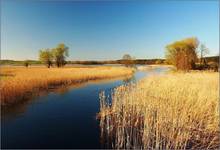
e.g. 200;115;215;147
122;54;133;67
200;43;209;65
123;54;132;60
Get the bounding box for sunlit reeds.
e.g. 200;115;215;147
98;72;219;149
0;66;134;105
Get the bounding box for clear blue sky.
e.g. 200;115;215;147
1;0;219;60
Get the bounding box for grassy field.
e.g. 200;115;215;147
0;66;134;105
98;71;219;149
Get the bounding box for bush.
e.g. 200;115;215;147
155;59;163;64
208;62;219;72
195;62;219;72
165;37;198;71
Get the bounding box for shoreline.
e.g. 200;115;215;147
0;66;134;106
137;64;174;71
99;71;219;149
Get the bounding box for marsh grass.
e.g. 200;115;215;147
0;66;134;105
98;72;219;149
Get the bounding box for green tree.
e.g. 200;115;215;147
39;49;53;68
52;43;69;67
165;37;199;70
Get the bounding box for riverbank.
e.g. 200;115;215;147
99;71;219;149
137;64;174;71
0;66;134;105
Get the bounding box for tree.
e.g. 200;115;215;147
24;60;29;68
200;43;209;65
122;54;132;60
165;37;199;70
155;59;163;64
39;49;53;68
52;43;69;67
122;54;133;67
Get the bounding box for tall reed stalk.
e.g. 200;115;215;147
98;72;219;149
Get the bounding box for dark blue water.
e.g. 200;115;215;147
1;67;168;149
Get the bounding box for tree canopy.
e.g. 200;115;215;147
122;54;134;67
38;43;69;68
52;43;69;67
122;54;132;60
39;49;53;68
165;37;199;70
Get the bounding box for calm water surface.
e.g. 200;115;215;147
1;67;168;149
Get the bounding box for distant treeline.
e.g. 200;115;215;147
0;60;42;65
67;59;166;65
0;56;219;65
202;56;219;63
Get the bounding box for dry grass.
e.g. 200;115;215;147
98;71;219;149
0;66;134;105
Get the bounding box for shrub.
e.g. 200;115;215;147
165;37;198;71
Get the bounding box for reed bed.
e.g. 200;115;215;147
98;72;219;149
0;66;134;105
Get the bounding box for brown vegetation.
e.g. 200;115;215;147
0;66;134;105
98;72;219;149
166;37;198;71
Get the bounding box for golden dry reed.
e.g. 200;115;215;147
0;66;134;105
98;72;219;149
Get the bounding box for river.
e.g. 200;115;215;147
1;66;168;149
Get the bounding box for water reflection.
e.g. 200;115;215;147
1;75;133;122
122;75;136;85
98;67;170;149
1;66;169;149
